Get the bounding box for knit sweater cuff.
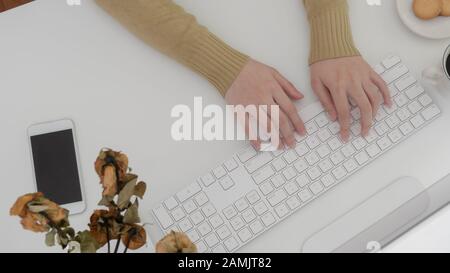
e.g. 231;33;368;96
308;5;360;65
181;32;249;96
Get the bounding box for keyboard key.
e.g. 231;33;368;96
385;115;400;129
224;236;239;252
284;181;300;195
421;104;440;121
344;159;358;173
238;147;257;162
298;189;313;202
294;143;309;156
405;85;424;100
198;222;212;236
272;158;287;172
395;75;416;91
377;136;392;150
223;206;238;220
164;197;178;211
196;240;208;253
411;115;425;128
321;174;335;187
332;166;347;180
317;145;331;158
220;176;235;191
179;218;193;232
366;144;381;157
275;203;290;218
382;64;408;84
271;174;286;188
396;108;411;122
375;108;388;122
283;167;297;180
328;137;342;151
237;227;253;243
305;152;320;165
252;165;275;184
351;123;361;136
230;216;245;231
382;55;401;69
399;122;414;135
249;220;264;234
317;129;332;142
187;229;200;242
408;101;422;114
375;122;389;136
202;203;217;217
201;173;215;187
268;189;288;207
213;244;227;253
355;151;370;165
306;135;321;149
171;207;186;221
153;206;174;229
234;198;249;212
305;121;318;134
216;225;231;240
330;151;345;165
261;212;277;227
328;122;340;135
283;150;298;164
418;94;432;107
194;192;209;206
394;94;409;107
307;166;322;180
373;64;385;74
209;214;224;229
296;174;310;188
260;181;274;195
190;210;204;225
315;113;330;128
286;196;302;210
205;233;220;247
341;144;356;157
254;201;268;215
182;200;197;214
245;153;273;173
246;190;261;204
388;129;403;143
365;129;379;143
224;158;238;171
352;136;367;151
242;209;257;223
310;181;324;195
176;182;201;203
293;159;308;173
318;159;333;173
213;166;227;179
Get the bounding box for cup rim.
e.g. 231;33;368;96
443;44;450;80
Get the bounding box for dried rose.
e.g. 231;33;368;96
121;224;146;250
88;209;119;247
155;231;197;253
94;149;129;197
10;193;68;232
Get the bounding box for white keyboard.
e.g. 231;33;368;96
150;56;441;253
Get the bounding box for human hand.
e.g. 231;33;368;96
225;59;307;150
310;56;392;141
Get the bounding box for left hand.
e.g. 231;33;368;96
309;56;392;141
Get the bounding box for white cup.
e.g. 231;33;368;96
422;45;450;91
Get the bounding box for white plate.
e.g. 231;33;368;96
396;0;450;40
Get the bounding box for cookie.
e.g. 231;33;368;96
413;0;442;20
441;0;450;16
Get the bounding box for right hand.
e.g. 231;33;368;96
225;59;307;150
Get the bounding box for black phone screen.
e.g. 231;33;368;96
30;129;82;205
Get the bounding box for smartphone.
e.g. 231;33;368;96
28;119;86;214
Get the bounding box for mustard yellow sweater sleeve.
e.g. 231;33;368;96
303;0;360;64
95;0;249;96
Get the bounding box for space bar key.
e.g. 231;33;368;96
245;153;273;173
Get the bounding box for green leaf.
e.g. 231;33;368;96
45;229;56;247
117;177;137;209
134;181;147;199
77;231;99;253
123;199;140;224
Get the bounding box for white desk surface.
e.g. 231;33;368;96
1;0;450;253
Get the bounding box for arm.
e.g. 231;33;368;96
95;0;248;96
304;0;391;140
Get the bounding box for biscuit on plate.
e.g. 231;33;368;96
441;0;450;16
413;0;442;20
